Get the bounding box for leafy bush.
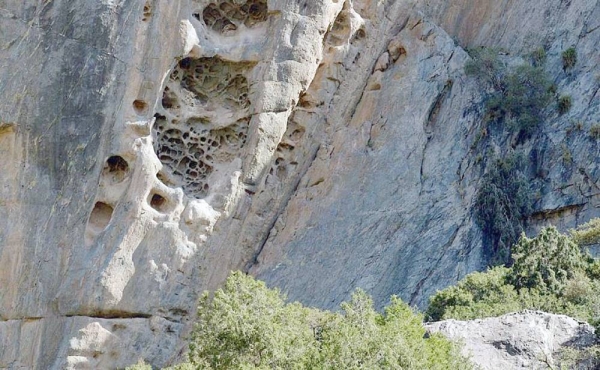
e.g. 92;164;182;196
466;47;555;265
558;95;572;115
474;156;532;265
465;48;553;139
530;47;547;67
465;47;507;92
509;227;586;292
590;124;600;140
558;345;600;369
426;266;519;321
426;226;600;329
177;272;473;370
562;47;577;70
571;218;600;247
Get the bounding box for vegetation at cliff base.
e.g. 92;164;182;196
426;222;600;330
164;272;472;370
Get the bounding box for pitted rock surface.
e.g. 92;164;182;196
1;0;599;368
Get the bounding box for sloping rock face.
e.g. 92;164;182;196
0;0;598;368
426;311;597;369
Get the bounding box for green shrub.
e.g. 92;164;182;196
590;124;600;140
181;272;473;370
426;226;600;329
571;218;600;247
426;266;519;321
474;156;532;265
558;95;572;115
466;48;553;140
465;47;507;92
562;47;577;70
509;227;586;292
558;345;600;369
561;143;573;165
530;47;547;67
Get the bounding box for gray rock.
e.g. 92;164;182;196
0;0;598;367
426;311;597;370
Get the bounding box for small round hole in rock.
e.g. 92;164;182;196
150;193;167;212
133;100;149;115
88;202;114;232
104;156;129;183
179;57;191;69
107;156;128;172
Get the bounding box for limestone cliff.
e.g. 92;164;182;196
0;0;598;368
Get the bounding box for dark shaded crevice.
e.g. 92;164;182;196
65;311;152;320
0;312;181;324
420;80;453;196
424;79;453;136
528;203;586;220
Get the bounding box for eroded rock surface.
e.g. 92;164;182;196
427;311;597;370
0;0;598;368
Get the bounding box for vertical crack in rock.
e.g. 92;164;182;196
153;57;256;199
420;78;454;193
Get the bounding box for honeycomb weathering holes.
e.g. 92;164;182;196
153;57;254;199
197;0;268;34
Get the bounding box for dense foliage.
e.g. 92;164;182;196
465;47;553;140
426;224;600;330
571;218;600;247
170;272;472;370
465;47;560;265
473;156;532;265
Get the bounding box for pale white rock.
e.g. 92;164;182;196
427;311;597;370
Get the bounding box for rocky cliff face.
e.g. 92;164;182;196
0;0;598;368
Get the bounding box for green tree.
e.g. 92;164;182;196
426;225;600;330
179;272;472;370
509;226;586;293
570;218;600;247
426;266;519;321
187;272;320;369
474;155;532;265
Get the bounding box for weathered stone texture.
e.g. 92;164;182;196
0;0;598;368
427;311;597;370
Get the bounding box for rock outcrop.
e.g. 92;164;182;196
0;0;598;368
427;311;597;370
